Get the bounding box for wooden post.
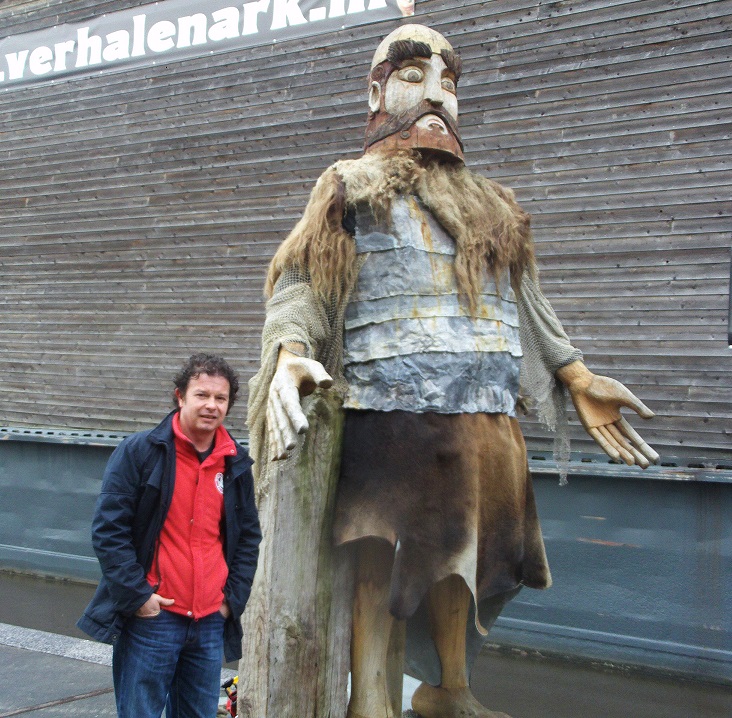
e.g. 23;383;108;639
238;389;353;718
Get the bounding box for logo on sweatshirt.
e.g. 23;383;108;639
215;472;224;494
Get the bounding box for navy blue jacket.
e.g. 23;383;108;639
77;411;261;661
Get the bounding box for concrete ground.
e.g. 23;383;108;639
0;571;730;718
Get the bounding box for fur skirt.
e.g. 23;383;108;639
334;410;551;625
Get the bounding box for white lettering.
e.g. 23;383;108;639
54;40;76;71
271;0;306;30
243;0;270;35
177;14;207;49
148;20;176;53
131;15;146;57
103;30;130;61
29;45;53;75
209;8;240;41
6;50;29;80
76;27;103;67
0;0;399;90
329;0;346;17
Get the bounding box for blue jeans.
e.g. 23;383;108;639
112;610;225;718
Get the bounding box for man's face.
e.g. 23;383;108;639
176;373;230;442
383;53;458;123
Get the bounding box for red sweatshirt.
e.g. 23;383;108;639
146;413;236;619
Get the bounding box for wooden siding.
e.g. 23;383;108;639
0;0;730;464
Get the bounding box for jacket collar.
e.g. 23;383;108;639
147;410;253;473
148;410;177;446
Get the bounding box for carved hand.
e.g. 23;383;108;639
556;360;659;468
267;348;333;461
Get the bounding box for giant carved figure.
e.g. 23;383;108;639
246;24;658;718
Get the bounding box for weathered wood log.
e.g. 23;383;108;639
238;389;353;718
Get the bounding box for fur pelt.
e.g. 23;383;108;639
265;166;356;303
266;150;534;315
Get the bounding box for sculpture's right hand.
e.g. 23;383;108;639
267;351;333;460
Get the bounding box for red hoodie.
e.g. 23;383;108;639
146;412;236;619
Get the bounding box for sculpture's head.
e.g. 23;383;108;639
364;24;463;162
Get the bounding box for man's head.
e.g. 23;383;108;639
173;354;239;443
364;24;463;161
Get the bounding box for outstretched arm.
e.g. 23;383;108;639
266;346;333;460
248;165;353;472
556;360;659;468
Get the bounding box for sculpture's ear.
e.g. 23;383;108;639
368;81;381;113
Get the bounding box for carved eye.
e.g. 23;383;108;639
398;66;424;83
441;77;456;93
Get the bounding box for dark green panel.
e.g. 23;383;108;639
0;439;112;580
497;473;732;682
1;437;730;681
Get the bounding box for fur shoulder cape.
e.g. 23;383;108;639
266;150;535;314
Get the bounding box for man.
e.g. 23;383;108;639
78;354;261;718
247;25;658;718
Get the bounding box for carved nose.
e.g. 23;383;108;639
424;74;445;106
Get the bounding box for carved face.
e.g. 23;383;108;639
377;53;458;122
364;25;463;161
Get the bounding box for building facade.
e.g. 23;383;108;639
1;0;730;683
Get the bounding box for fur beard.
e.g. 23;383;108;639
267;150;534;315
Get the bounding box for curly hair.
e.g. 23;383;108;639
172;354;240;413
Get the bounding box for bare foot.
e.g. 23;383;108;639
411;683;512;718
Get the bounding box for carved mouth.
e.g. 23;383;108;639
365;99;464;154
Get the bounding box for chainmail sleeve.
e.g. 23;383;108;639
516;264;583;483
246;267;332;498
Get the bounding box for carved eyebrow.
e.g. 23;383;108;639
384;40;462;83
386;40;432;66
440;49;462;81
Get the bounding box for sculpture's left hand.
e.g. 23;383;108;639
556;360;659;468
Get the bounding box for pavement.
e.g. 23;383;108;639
0;623;238;718
1;622;119;717
0;572;730;718
0;573;237;718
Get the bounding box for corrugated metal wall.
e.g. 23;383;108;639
1;0;730;462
